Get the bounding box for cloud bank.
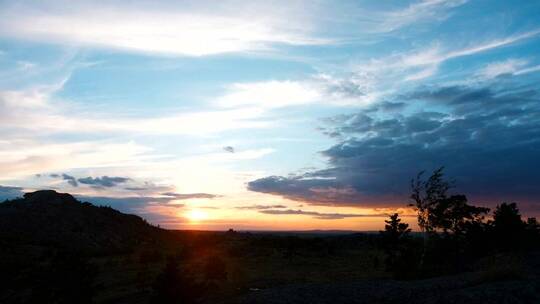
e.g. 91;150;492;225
249;81;540;209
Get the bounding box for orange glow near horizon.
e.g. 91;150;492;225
142;193;421;231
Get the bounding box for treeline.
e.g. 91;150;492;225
380;167;540;279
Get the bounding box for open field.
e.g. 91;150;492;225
3;229;539;304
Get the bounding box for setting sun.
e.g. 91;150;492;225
186;209;208;221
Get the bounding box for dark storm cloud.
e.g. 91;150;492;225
77;176;130;188
259;209;385;220
248;83;540;209
0;185;24;201
235;204;287;210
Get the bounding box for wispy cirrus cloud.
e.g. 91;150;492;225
382;29;540;80
476;59;540;79
0;1;332;57
514;64;540;75
0;139;152;180
0;81;270;136
316;29;540;105
0;0;471;58
370;0;468;33
477;59;528;79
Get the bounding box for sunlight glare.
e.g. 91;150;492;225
186;209;208;221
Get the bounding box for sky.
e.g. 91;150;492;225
1;0;540;231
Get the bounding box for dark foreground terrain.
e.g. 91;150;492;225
233;257;540;304
1;190;539;304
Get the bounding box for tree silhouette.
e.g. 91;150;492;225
431;194;489;235
491;202;526;251
410;168;490;235
493;203;524;230
380;213;414;277
410;167;452;235
382;213;411;242
526;217;540;233
409;167;451;266
409;167;490;271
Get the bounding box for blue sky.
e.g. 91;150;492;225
1;0;540;230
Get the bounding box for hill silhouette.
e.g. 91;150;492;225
0;190;161;254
